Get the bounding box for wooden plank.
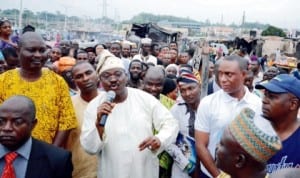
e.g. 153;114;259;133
199;41;210;99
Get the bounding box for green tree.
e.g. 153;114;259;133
261;25;286;37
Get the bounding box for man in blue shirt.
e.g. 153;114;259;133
256;74;300;173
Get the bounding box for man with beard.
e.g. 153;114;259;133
134;38;157;65
0;32;77;147
255;74;300;173
127;59;143;89
80;55;178;178
66;61;99;178
59;40;71;57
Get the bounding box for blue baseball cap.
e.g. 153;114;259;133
255;74;300;98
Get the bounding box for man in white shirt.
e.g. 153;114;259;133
109;42;130;74
80;55;178;178
66;61;100;178
168;68;201;178
134;38;157;65
121;42;131;73
195;55;262;178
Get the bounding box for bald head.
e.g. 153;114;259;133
18;32;45;48
0;95;36;120
144;66;165;81
143;66;165;98
0;95;37;150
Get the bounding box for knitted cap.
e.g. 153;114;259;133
96;54;125;76
228;108;282;163
177;66;199;85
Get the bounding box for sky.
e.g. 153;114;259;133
2;0;300;29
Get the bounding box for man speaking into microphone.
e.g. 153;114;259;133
80;55;179;178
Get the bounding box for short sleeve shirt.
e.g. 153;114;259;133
0;68;77;143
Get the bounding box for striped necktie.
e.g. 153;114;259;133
1;152;18;178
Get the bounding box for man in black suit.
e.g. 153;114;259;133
0;95;73;178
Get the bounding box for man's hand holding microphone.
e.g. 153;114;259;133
95;90;161;152
96;91;116;139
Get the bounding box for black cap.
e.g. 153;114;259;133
22;25;35;34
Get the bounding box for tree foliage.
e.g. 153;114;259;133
0;8;281;31
123;12;198;23
261;25;286;37
242;22;269;29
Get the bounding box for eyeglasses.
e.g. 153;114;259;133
100;70;125;81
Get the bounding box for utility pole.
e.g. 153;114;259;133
45;13;48;30
242;11;246;27
221;13;223;25
64;6;68;32
102;0;107;19
19;0;23;31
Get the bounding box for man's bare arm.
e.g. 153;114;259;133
195;130;220;177
53;130;71;148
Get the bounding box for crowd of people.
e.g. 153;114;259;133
0;18;300;178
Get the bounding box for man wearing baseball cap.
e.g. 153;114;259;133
255;74;300;173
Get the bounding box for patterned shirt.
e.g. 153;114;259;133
217;171;269;178
0;68;77;143
160;94;176;110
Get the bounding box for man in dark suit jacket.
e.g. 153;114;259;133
0;95;73;178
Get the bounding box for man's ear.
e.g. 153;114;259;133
235;154;246;168
241;70;247;80
289;97;300;111
31;118;38;130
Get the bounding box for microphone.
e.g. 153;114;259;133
99;90;116;126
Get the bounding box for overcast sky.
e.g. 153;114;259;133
2;0;300;29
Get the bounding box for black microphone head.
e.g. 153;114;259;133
106;90;116;102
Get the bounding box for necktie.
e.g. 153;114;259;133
1;152;18;178
187;108;195;138
179;103;196;138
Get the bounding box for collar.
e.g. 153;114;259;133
222;86;251;103
0;137;32;160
